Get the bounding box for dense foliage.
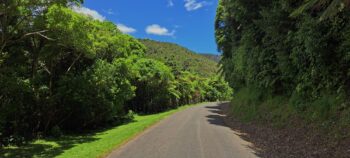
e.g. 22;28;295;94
126;57;177;113
215;0;350;126
0;1;232;146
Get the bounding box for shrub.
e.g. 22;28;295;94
127;58;177;113
54;60;135;130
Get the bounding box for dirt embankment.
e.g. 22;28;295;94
219;103;350;158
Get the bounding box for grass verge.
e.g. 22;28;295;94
0;103;203;158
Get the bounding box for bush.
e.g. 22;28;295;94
50;126;63;138
0;74;36;144
124;110;136;121
127;58;177;113
54;60;135;130
205;76;233;101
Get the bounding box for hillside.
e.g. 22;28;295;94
200;54;221;63
139;39;218;77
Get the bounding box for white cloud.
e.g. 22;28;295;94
184;0;209;11
72;6;105;21
105;9;115;15
146;24;175;36
167;0;174;7
117;24;136;34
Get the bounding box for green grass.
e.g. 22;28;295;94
0;104;202;158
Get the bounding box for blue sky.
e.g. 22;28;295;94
76;0;219;55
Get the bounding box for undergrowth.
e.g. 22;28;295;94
230;87;350;139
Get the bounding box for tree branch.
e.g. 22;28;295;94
66;52;83;74
22;30;55;41
39;61;51;75
5;30;55;49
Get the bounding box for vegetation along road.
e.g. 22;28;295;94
3;0;350;157
107;102;258;158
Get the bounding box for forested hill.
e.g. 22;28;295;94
200;54;221;63
139;39;218;77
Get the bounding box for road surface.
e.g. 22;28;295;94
107;102;259;158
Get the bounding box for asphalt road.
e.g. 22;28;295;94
107;102;259;158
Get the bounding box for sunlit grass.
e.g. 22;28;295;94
1;104;202;158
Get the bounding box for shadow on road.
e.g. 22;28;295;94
205;102;263;157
